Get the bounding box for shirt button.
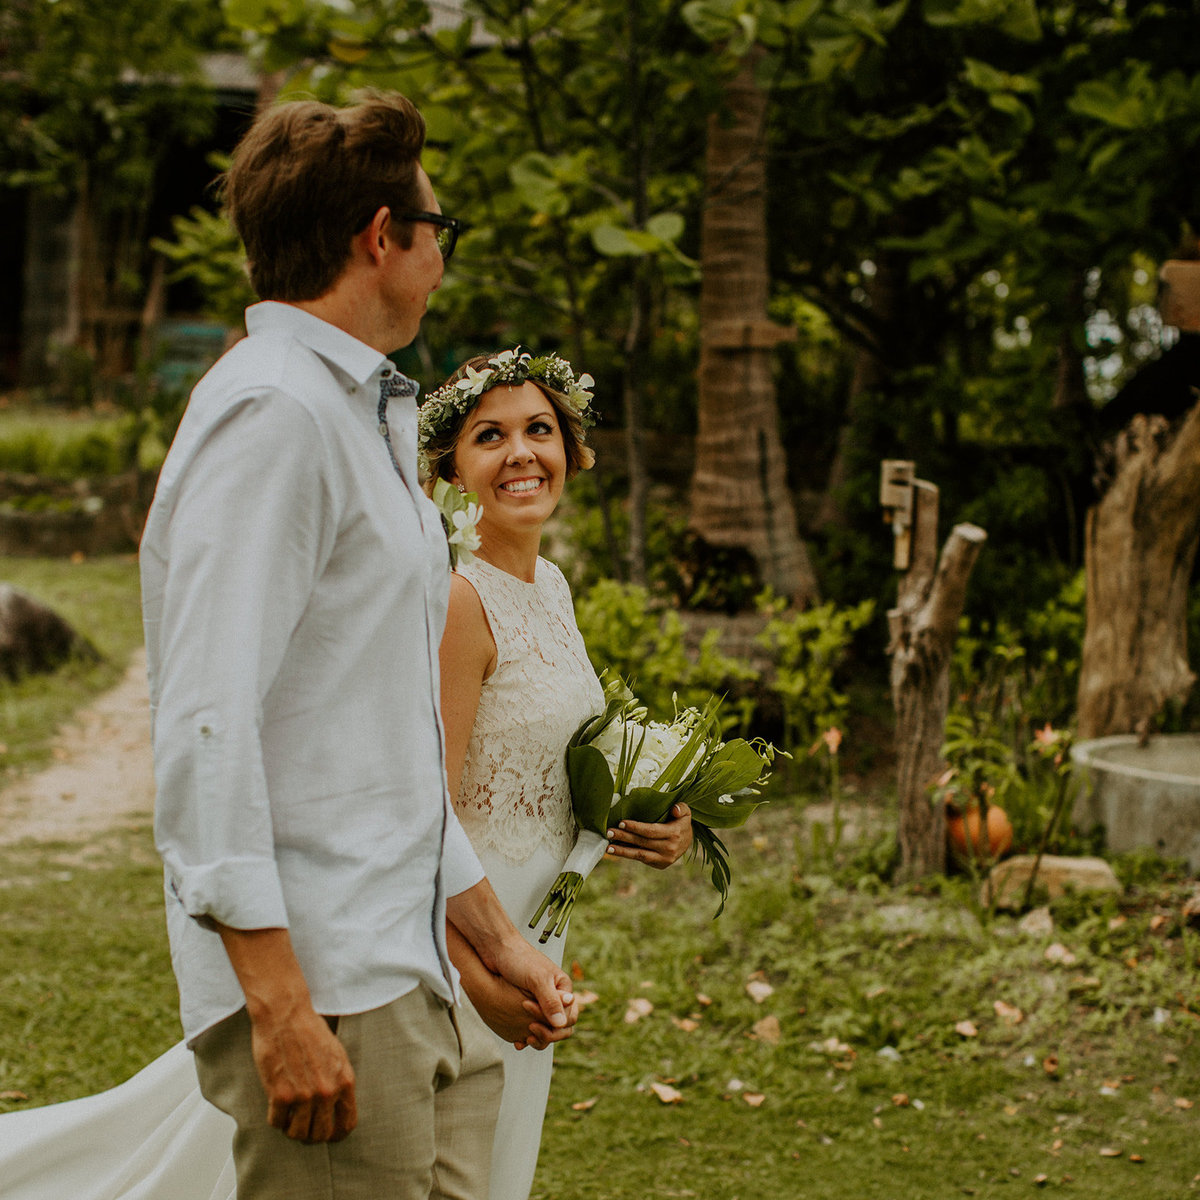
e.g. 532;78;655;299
379;422;388;436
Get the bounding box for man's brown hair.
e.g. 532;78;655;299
223;92;427;302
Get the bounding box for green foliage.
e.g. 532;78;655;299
0;411;141;478
939;574;1090;855
757;595;876;758
152;189;257;329
573;579;756;728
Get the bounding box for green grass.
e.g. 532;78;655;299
535;815;1200;1199
0;831;179;1108
0;555;144;780
2;804;1196;1198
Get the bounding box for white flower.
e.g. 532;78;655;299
447;504;482;553
455;365;495;396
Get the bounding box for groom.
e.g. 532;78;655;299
141;92;577;1199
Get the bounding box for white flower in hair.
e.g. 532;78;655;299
455;365;495;396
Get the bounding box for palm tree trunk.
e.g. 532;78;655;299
689;49;818;605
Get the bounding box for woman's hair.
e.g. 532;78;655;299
422;352;596;487
222;92;427;302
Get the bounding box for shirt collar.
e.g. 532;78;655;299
244;301;417;392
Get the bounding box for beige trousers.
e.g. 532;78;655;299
193;985;504;1200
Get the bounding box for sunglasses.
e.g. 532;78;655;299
399;211;463;262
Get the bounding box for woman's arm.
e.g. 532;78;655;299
439;573;496;804
439;575;575;1046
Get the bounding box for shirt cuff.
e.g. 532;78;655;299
167;857;290;932
442;812;485;898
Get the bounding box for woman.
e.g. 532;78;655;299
0;348;690;1200
420;348;693;1199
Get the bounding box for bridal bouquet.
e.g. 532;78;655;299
530;677;779;943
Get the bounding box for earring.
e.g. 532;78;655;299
456;483;466;494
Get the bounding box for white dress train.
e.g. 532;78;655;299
0;555;601;1200
0;1041;235;1200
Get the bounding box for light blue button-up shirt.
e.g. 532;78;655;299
141;302;483;1043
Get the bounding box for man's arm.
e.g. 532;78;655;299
216;925;357;1142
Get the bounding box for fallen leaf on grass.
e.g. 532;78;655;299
955;1019;978;1038
575;990;600;1007
752;1015;781;1044
695;993;713;1006
672;1016;700;1033
571;1097;597;1111
1129;1154;1145;1163
1149;914;1169;932
1033;1174;1049;1187
570;961;585;981
993;1000;1024;1025
624;997;654;1024
892;1093;910;1107
650;1081;683;1104
1099;1147;1123;1157
746;979;774;1004
743;1092;765;1107
809;1036;852;1056
1044;943;1077;966
1174;1097;1194;1110
0;1089;29;1101
1043;1054;1060;1076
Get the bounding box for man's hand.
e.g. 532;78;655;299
251;1004;358;1142
217;924;357;1142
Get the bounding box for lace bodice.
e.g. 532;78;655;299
453;556;604;866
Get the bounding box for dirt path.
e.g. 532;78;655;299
0;649;156;846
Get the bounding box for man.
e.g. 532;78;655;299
140;92;577;1200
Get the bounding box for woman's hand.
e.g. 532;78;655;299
605;801;693;869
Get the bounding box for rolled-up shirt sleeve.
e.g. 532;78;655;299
148;389;335;932
441;808;485;898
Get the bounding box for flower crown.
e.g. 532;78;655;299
417;347;595;469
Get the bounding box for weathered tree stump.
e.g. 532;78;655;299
884;469;987;880
0;584;98;680
1078;400;1200;739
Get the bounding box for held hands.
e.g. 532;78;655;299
487;935;580;1046
605;801;693;869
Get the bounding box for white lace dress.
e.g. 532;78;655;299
0;556;602;1200
453;555;603;1200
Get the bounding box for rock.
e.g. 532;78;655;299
984;854;1121;910
1017;906;1054;936
0;583;98;680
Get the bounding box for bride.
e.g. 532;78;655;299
0;348;692;1200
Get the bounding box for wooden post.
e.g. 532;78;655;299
883;463;987;879
1077;402;1200;739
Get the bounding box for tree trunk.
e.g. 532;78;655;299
1077;402;1200;739
689;49;819;605
889;480;987;880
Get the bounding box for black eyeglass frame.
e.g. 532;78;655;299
399;211;464;262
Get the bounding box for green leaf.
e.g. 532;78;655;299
591;223;649;257
566;744;617;836
645;212;685;243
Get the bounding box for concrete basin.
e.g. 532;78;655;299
1071;734;1200;871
